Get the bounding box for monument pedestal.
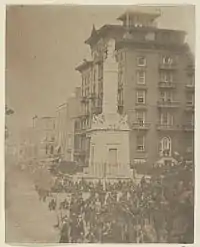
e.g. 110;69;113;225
85;113;132;179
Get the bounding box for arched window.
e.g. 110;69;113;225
159;137;172;157
50;145;54;155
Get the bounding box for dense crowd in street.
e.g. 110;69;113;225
34;161;194;243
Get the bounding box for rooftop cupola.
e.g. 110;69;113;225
117;7;161;29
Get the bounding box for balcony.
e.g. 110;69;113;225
156;124;181;131
185;102;195;112
182;123;194;132
79;111;90;118
88;92;96;99
186;64;195;75
132;122;151;130
185;83;195;91
74;149;86;157
92;106;102;115
118;105;124;114
74;127;86;134
157;100;180;108
135;83;147;90
159;63;177;70
81;96;89;103
135;102;147;109
158;81;176;89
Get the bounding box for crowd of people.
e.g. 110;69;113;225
35;161;194;243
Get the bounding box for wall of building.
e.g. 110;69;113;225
33;117;56;160
55;87;81;162
120;41;194;168
76;11;194;174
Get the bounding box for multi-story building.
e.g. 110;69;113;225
75;8;194;175
33;116;56;161
55;87;81;162
17;127;37;164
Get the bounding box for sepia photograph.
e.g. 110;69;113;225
5;4;195;244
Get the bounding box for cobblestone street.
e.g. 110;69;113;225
5;155;59;243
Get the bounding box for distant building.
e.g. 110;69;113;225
55;87;81;162
17;127;36;163
33;116;56;161
75;7;194;176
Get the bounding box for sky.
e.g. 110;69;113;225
5;5;195;141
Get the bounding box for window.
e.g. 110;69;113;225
109;148;118;165
137;90;146;104
186;93;194;105
118;88;123;105
191;113;194;124
92;83;96;94
91;145;95;165
134;158;146;164
136;135;145;151
159;137;171;156
160;112;173;125
137;56;146;66
160;91;173;102
68;135;72;148
98;63;103;80
162;56;173;65
118;52;123;61
188;75;194;86
136;70;146;84
145;32;155;41
93;68;96;82
186;146;193;153
45;144;48;154
161;71;173;82
136;111;145;125
50;145;54;155
118;67;123;85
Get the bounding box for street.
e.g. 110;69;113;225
5;155;59;243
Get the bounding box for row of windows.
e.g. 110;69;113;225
135;70;174;84
136;136;172;157
134;110;194;126
82;65;103;97
82;55;174;90
135;55;174;67
126;90;194;105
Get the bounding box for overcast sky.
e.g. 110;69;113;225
5;5;195;140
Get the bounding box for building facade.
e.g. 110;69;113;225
33;116;56;161
55;87;82;162
75;8;194;175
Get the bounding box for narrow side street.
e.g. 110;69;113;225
5;155;59;243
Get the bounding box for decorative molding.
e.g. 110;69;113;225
89;113;130;131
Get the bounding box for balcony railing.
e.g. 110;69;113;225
182;123;194;131
132;122;151;130
88;93;96;99
74;127;85;134
92;106;102;115
158;81;176;89
157;100;180;108
185;102;195;111
186;64;195;75
185;84;195;90
135;102;147;109
159;63;177;70
81;96;89;103
80;111;90;118
156;124;181;131
74;149;86;156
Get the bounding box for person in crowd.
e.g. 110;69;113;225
59;217;70;243
34;162;193;244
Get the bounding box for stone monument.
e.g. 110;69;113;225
86;39;132;179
